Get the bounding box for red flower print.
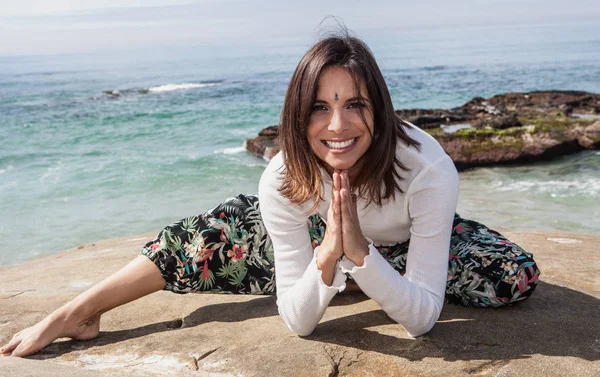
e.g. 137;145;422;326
220;212;225;218
454;225;464;233
150;243;161;252
201;248;214;262
202;260;210;281
227;244;247;262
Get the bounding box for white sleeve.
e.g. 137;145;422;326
339;157;459;337
258;160;347;336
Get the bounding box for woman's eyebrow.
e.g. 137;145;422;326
346;96;370;103
313;96;370;104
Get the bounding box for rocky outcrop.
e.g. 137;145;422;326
246;91;600;170
1;230;599;376
244;125;280;161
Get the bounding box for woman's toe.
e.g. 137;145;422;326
1;336;22;356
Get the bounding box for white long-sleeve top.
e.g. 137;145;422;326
258;125;459;337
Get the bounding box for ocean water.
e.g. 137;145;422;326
1;21;599;265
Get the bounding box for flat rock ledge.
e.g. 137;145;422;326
246;91;600;170
1;230;599;377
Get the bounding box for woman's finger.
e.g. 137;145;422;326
334;170;341;191
340;170;349;192
332;191;343;253
340;188;354;230
342;172;360;222
340;172;355;222
332;189;340;222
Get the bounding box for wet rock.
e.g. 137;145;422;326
246;91;600;170
472;114;522;129
102;90;120;97
245;125;280;161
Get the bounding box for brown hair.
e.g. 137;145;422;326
279;35;421;212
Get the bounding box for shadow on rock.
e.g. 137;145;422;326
307;281;600;362
31;281;599;363
31;296;279;359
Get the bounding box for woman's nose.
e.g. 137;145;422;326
328;109;348;133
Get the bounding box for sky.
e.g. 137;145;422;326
1;0;599;56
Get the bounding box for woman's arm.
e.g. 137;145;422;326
258;160;347;336
339;157;459;337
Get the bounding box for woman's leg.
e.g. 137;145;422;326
141;194;276;295
445;215;541;307
350;214;541;307
0;255;165;357
1;194;277;357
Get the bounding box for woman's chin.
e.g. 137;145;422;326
327;161;356;172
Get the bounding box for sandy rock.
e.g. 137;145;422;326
1;230;599;376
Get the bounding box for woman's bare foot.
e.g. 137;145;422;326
1;255;165;358
0;313;100;358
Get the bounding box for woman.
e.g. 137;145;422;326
1;35;540;357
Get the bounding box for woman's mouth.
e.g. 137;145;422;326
322;137;358;150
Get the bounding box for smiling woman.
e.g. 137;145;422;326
306;66;374;177
1;33;540;357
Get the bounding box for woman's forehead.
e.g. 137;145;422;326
316;66;368;98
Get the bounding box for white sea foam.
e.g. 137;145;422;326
441;123;472;133
214;146;247;155
491;178;600;197
39;163;63;183
148;83;219;93
0;164;14;175
572;113;600;119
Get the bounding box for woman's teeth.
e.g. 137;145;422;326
324;138;356;149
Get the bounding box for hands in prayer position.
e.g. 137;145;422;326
316;170;370;286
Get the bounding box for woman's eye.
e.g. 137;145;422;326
348;102;366;109
312;104;328;112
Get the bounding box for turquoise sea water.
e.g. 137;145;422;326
1;21;599;265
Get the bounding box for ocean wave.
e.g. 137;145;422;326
491;178;600;197
148;83;220;93
422;65;448;71
98;81;222;98
214;146;247;155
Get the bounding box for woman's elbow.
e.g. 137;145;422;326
405;315;437;338
277;308;317;336
288;322;316;337
281;317;317;337
404;300;442;338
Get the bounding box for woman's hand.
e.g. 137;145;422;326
339;170;369;266
315;171;344;285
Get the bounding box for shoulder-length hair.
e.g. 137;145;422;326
278;35;420;212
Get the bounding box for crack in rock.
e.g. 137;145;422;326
0;289;35;299
196;347;221;361
324;345;346;377
463;360;509;375
191;347;221;371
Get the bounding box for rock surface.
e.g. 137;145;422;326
1;230;599;376
245;91;600;170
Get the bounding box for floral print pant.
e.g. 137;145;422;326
140;194;540;307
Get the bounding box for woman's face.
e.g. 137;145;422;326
307;66;374;176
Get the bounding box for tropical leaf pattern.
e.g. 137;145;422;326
140;194;275;294
141;195;540;307
364;214;541;307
